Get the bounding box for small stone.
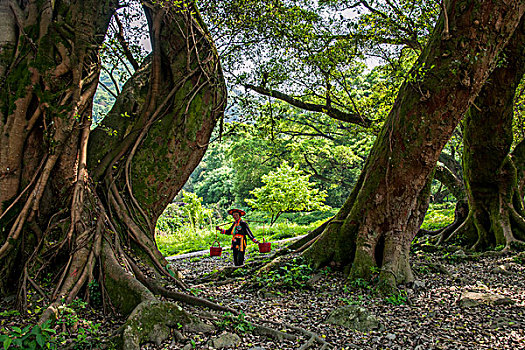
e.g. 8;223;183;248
490;317;518;329
207;332;242;349
491;265;512;275
325;305;380;332
385;333;396;341
258;291;280;299
184;321;215;334
459;291;514;308
182;343;193;350
307;273;323;286
413;280;426;290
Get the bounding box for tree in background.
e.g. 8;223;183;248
192;108;375;211
246;161;330;225
188;139;236;212
179;191;214;233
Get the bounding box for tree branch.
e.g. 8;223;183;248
244;84;372;127
114;14;140;71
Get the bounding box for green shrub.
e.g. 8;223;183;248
156;191;214;235
252;257;313;289
0;321;56;350
0;299;108;350
385;290;408;305
216;311;254;334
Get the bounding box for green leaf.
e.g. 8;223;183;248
30;326;41;336
36;334;44;347
3;338;12;350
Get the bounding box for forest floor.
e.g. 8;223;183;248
1;244;524;349
152;245;525;350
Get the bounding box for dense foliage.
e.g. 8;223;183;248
246;161;330;224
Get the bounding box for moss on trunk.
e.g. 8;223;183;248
461;15;525;250
305;0;525;289
0;3;226;348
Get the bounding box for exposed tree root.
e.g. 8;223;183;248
117;300;215;350
199;311;334;349
289;218;331;252
417;200;469;245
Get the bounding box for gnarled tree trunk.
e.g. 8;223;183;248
0;1;227;346
454;17;525;250
1;0;120;295
303;0;525;290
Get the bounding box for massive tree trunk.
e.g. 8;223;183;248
0;1;227;346
1;0;120;294
456;17;525;250
303;0;525;290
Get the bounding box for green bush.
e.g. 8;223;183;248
0;321;56;350
215;311;254;334
252;257;313;290
156;191;214;235
385;291;408;305
0;300;108;350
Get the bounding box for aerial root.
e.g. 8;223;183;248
251;317;334;349
199;312;334;349
124;251;236;314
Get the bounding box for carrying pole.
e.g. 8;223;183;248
216;219;267;227
216;221;233;227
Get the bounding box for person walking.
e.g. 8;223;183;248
216;208;259;266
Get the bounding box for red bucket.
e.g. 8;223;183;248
210;241;222;256
258;239;271;253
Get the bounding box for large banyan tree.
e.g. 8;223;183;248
0;0;226;346
300;0;525;289
443;16;525;250
414;16;525;251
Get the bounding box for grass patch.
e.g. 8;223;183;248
420;203;455;231
156;220;321;257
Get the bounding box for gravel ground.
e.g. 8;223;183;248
162;248;525;350
2;245;523;349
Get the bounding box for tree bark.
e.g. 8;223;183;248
0;2;226;339
459;16;525;250
304;0;525;290
0;0;120;294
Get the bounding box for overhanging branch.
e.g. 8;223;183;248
244;84;372;128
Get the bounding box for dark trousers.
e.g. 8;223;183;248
233;249;245;266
